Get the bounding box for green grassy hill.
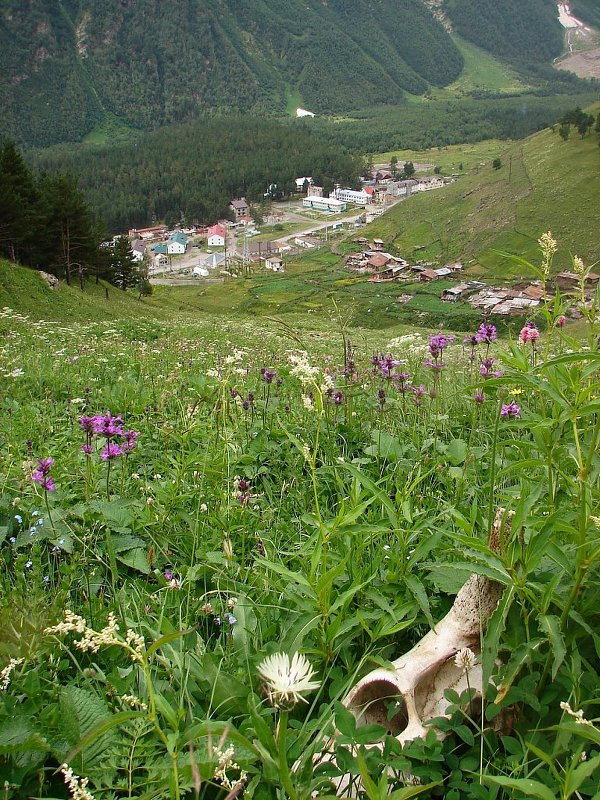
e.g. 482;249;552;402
0;261;162;322
366;111;600;278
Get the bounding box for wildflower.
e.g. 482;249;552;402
257;651;320;708
501;401;521;419
572;255;586;279
475;322;497;344
101;443;124;461
454;647;477;674
200;503;208;512
0;658;24;691
412;384;427;406
91;412;124;438
225;614;237;625
333;390;344;405
538;231;557;278
167;578;182;590
213;745;247;792
164;570;173;581
201;602;214;614
227;597;237;609
289;352;320;385
519;323;540;344
24;560;33;569
9;537;16;545
14;515;22;524
122;430;141;452
32;457;56;492
560;701;593;726
557;315;567;328
120;694;148;711
261;368;277;384
60;764;95;800
378;388;386;407
473;390;485;404
302;395;313;410
80;444;93;455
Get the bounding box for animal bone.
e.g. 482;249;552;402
343;572;503;745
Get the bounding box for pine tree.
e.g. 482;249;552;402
111;236;139;291
0;140;39;264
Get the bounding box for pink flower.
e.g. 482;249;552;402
519;324;540;344
557;315;567;328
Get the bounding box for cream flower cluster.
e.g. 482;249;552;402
288;352;320;385
0;657;24;691
61;764;95;800
213;745;248;791
45;611;145;662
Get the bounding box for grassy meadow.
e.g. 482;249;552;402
0;251;599;799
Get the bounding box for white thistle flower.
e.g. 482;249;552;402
257;652;320;708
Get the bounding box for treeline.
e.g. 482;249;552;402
309;92;600;154
0;140;144;290
445;0;564;65
32;117;365;233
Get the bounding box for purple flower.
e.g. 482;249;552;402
464;334;479;347
378;388;386;406
501;401;521;419
333;390;344;405
428;332;455;358
92;412;124;438
101;442;125;461
122;430;141;452
412;384;427;406
261;369;277;384
475;323;497;344
473;390;486;404
32;457;56;491
79;415;95;433
164;570;173;581
36;457;54;476
81;444;93;455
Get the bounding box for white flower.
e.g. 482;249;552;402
454;647;478;673
257;652;320;707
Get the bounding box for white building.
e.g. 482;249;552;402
207;224;227;248
303;196;346;213
332;187;374;206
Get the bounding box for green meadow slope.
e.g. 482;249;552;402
366;114;600;278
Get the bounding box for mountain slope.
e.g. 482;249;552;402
0;0;572;147
365;108;600;276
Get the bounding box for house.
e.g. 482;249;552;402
131;239;146;262
371;239;385;251
192;266;210;278
203;253;227;269
303;196;346;213
265;256;284;272
153;243;168;255
128;225;168;240
416;176;446;192
229;197;249;220
434;267;453;278
444;261;464;273
441;282;485;302
153;253;168;268
367;254;390;271
167;231;188;255
295;177;313;192
294;237;317;249
419;269;441;282
207;224;227;248
554;271;599;292
309;185;324;198
369;265;408;282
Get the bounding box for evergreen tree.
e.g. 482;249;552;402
111;236;139;291
0;140;39;264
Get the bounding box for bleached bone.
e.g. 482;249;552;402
343;572;502;745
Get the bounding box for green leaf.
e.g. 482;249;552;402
481;775;556;800
494;640;544;704
405;573;435;630
566;753;600;795
356;749;380;799
538;614;566;680
65;711;143;763
145;627;194;660
482;586;514;686
389;782;443;799
116;547;151;574
334;701;357;739
446;439;468;466
59;686;116;768
0;717;49;755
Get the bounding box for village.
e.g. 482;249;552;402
118;169;598;315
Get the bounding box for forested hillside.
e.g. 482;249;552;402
444;0;564;65
0;0;463;147
0;0;581;148
32;117;364;232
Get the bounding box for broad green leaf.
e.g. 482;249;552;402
65;711;143;762
482;775;556;800
538;614;566;680
482;586;514;686
446;438;468;466
566;753;600;795
389;781;443;799
494;640;544;704
145;627;194;660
